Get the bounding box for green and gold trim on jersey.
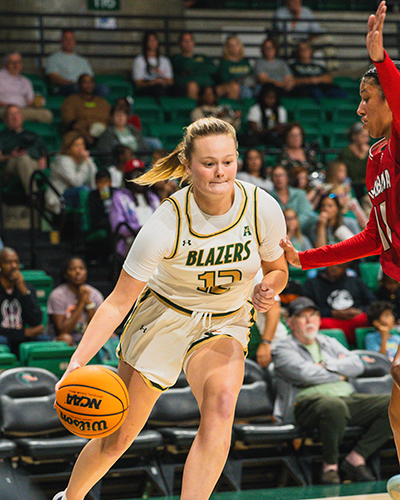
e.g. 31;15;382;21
119;287;152;343
138;371;169;392
184;180;248;238
252;186;262;246
184;334;245;364
162;196;182;259
150;288;242;318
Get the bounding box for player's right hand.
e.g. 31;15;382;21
366;0;386;62
55;359;82;394
279;237;301;267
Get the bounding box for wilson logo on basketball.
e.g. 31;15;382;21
59;411;108;432
66;394;103;409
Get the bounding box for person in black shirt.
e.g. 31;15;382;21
0;247;50;355
0;105;47;195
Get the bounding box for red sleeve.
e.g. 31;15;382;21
375;51;400;163
299;210;382;269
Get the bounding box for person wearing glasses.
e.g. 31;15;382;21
279;4;400;496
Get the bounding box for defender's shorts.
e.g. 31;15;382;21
117;288;256;391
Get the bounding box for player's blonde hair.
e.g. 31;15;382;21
135;117;238;186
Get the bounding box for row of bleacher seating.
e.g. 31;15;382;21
11;74;361;155
201;0;379;11
0;355;394;496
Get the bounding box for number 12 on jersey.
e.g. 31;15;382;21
197;270;243;295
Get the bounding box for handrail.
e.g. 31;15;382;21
1;10;399;70
29;169;66;269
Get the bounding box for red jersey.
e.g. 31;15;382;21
300;51;400;281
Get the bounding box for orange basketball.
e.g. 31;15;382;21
55;365;129;439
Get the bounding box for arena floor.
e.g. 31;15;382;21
143;482;391;500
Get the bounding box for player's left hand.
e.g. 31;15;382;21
366;0;386;62
252;283;276;313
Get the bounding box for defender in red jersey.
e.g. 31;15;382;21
280;3;400;495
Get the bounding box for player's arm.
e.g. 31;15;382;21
281;212;382;269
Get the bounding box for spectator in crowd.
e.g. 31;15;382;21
109;159;160;259
171;31;217;100
93;102;148;167
113;97;142;132
190;85;241;131
87;169;115;262
0;52;53;123
284;208;313;253
278;122;321;173
336;122;370;201
216;35;255;101
149;148;179;201
289;40;344;103
289;165;327;209
254;37;294;95
272;296;391;484
47;256;103;346
305;193;361;248
0;105;47;195
270;164;316;231
274;0;325;47
236;148;272;191
132;30;174;98
61;74;111;147
273;0;337;71
301;263;375;345
365;301;400;360
376;272;400;322
108;145;135;189
0;247;50;356
45;131;97;215
46;28;108;96
247;83;287;147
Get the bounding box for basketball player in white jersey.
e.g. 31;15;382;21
53;117;288;500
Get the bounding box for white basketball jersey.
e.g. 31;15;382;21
147;181;265;314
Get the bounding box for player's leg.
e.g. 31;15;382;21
59;362;161;500
387;382;400;499
181;336;245;500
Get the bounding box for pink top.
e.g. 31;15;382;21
0;68;34;107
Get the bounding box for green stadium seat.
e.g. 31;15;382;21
148;122;185;151
26;74;48;98
0;352;19;372
24;344;77;378
359;261;382;292
0;345;10;354
355;327;375;350
96;74;134;102
320;328;349;349
21;270;53;305
132;97;163;124
19;341;69;366
288;267;310;284
281;97;323;123
159;96;196;124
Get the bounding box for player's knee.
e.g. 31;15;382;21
207;387;237;422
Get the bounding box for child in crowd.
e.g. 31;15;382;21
87;169;115;261
108;145;135;189
376;272;400;321
365;301;400;361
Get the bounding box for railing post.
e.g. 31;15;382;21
37;14;45;70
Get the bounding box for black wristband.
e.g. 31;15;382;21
260;339;271;345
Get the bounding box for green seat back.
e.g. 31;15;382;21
355;327;375;350
320;328;349;349
0;353;19;372
19;341;69;366
25;344;77;378
359;262;381;292
21;271;53;305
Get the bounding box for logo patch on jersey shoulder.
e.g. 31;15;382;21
243;225;252;236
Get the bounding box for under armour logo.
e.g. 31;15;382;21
182;240;192;246
139;325;147;333
243;226;252;236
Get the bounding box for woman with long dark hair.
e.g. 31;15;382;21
132;30;174;97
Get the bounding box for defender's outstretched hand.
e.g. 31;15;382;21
366;0;386;62
279;237;301;267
